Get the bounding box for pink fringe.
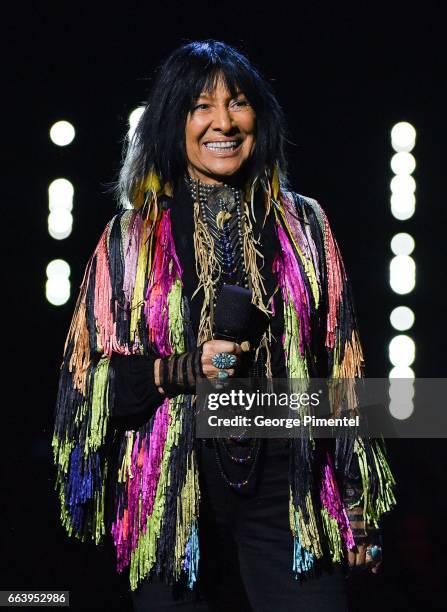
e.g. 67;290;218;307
111;399;171;571
274;224;311;356
144;210;183;357
93;231;115;356
320;452;355;550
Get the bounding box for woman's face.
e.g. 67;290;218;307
185;77;256;184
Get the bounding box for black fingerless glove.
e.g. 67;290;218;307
159;347;204;398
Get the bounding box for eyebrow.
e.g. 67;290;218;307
196;90;245;100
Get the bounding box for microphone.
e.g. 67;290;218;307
213;284;271;347
213;284;252;343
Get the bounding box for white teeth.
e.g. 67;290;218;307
204;141;240;150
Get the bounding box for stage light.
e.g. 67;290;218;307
48;178;74;212
46;259;71;279
48;209;73;240
391;122;416;152
389;365;415;379
128;107;145;140
45;276;71;306
388;334;415;367
389;378;415;401
390;174;416;195
390;152;416;175
390;306;415;331
49;121;75;146
391;232;415;256
389;399;414;420
390;193;416;220
389;255;416;294
46;258;71;306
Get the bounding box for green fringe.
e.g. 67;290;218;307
355;437;397;528
168;279;186;354
87;357;110;455
129;397;183;591
320;507;343;563
283;299;309;380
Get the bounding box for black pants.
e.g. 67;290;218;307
131;439;349;611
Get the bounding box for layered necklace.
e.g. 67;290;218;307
187;175;262;490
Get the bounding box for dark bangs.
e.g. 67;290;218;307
118;40;287;203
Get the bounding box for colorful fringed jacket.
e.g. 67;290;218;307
52;174;396;591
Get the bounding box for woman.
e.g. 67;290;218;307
52;40;396;611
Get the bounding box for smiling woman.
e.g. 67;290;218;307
185;82;256;183
53;39;396;612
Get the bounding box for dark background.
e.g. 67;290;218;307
2;1;446;610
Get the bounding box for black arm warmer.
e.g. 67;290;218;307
159;347;204;398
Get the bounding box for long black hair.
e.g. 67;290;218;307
116;40;288;207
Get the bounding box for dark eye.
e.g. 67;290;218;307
194;103;210;111
232;99;250;109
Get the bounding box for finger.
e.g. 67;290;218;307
355;544;367;567
210;340;241;355
202;365;235;379
371;561;382;574
347;550;356;568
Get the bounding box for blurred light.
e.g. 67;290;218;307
389;399;414;420
48;209;73;240
48;178;74;212
391;194;416;220
391;122;416;152
390;152;416;175
390;174;416;195
45;276;70;306
389;378;415;402
46;259;71;279
390;306;415;331
49;121;75;146
391;232;415;255
388;334;415;367
128;107;145;140
389;365;415;379
390;255;416;294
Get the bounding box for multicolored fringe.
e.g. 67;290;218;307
53;205;200;591
274;190;397;572
53;171;396;592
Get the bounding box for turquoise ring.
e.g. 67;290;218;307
366;545;382;560
212;352;236;369
217;371;229;379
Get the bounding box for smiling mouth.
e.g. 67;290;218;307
203;140;242;151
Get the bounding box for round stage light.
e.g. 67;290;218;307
48;178;74;212
390;174;416;195
391;122;416;152
391;232;415;256
390;306;415;331
389;399;414;420
389;255;416;294
48;209;73;240
389;365;415;379
388;334;415;367
390;152;416;175
46;276;71;306
46;259;71;279
49;121;75;146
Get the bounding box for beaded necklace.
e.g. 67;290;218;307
187;175;261;489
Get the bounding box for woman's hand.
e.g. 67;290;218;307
153;340;243;395
347;507;382;574
201;340;242;379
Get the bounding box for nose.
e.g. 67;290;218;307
211;104;233;133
